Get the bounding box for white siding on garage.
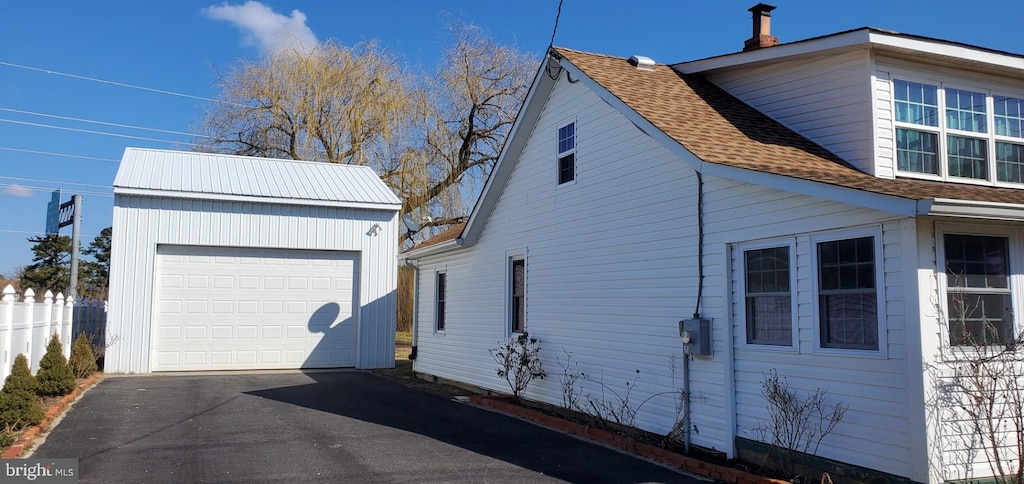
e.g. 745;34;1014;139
705;50;876;176
152;246;358;371
107;196;397;373
410;72;918;479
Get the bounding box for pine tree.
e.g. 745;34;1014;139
2;354;38;395
69;333;98;379
36;335;75;397
0;354;44;431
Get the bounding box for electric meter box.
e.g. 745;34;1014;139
679;318;711;356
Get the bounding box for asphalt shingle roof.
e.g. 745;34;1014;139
555;47;1024;205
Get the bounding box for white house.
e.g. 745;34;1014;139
402;6;1024;483
107;148;400;373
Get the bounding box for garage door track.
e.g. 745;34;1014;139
33;371;697;483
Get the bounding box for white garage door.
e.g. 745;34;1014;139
152;245;358;371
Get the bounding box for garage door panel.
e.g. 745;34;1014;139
153;246;358;371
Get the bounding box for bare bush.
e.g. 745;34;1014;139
936;271;1024;483
750;369;847;479
490;332;545;402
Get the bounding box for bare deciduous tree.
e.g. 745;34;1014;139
198;40;409;165
196;21;535;241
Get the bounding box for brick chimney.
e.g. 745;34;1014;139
743;3;779;52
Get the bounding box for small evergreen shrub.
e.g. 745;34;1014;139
0;355;44;432
69;333;98;379
2;354;37;395
0;428;15;448
0;391;44;431
36;335;75;397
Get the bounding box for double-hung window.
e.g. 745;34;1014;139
893;78;1024;184
744;246;793;346
557;122;576;184
816;235;879;350
435;272;447;332
943;234;1013;346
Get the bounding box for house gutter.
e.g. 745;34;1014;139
918;198;1024;221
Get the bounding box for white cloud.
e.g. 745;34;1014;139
203;1;318;55
3;185;33;198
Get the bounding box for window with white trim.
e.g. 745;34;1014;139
893;78;1024;184
816;235;879;350
435;271;447;332
743;246;793;346
557;122;575;184
943;233;1014;346
509;257;526;333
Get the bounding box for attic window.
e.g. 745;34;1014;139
893;78;1024;185
557;122;576;184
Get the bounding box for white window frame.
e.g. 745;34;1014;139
935;223;1024;351
434;270;447;333
556;119;577;186
506;248;528;335
810;226;887;357
736;238;798;351
890;74;1024;187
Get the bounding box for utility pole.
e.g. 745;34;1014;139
68;194;82;299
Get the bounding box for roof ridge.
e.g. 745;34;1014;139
125;147;375;169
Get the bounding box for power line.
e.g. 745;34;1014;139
0;118;199;147
0;176;112;190
0;147;120;163
0;60;248;108
0;184;112;198
0;228;107;239
0;107;225;141
549;0;565;49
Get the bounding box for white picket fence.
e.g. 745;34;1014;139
0;285;107;381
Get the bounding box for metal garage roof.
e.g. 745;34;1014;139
113;147;401;209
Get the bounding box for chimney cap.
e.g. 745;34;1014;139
748;3;776;14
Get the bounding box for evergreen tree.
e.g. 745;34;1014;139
0;354;44;431
69;333;98;379
2;354;37;395
36;335;75;397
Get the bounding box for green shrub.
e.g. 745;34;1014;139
0;391;43;431
36;335;75;397
0;428;15;448
69;333;98;379
2;354;37;395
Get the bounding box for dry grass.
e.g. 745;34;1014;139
396;331;413;346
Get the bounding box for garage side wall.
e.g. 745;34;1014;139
107;195;397;373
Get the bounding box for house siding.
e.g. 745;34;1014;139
411;72;918;478
728;215;917;478
705;49;876;175
107;195;398;372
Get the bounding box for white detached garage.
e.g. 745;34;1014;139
106;148;401;373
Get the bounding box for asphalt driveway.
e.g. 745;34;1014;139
32;371;698;483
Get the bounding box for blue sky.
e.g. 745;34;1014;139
0;0;1021;275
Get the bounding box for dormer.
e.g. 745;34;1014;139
675;8;1024;189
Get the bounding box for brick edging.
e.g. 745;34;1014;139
468;395;787;484
2;373;104;459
